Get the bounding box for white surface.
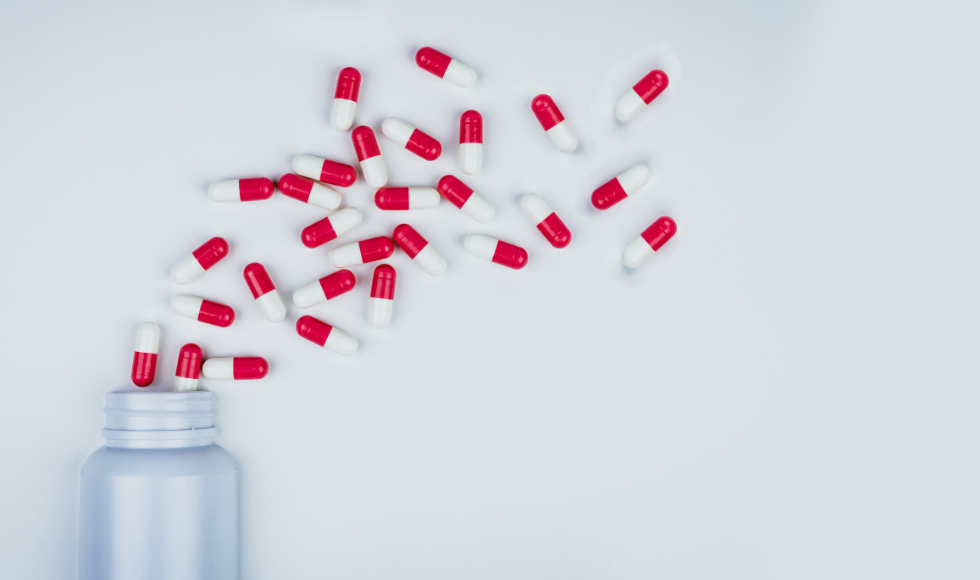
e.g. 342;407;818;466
368;296;393;329
614;88;646;121
412;243;448;276
330;98;356;131
330;241;366;267
406;187;440;209
170;294;205;320
546;119;578;152
255;290;287;323
292;279;329;309
170;254;206;285
174;376;199;392
459;141;482;174
291;154;328;181
133;322;159;354
359;154;388;188
323;326;358;356
381;117;416;147
464;233;500;261
444;58;477;88
622;235;655;268
0;0;978;579
617;163;651;194
307;182;342;210
459;191;495;223
520;192;553;225
203;358;236;380
208;179;242;202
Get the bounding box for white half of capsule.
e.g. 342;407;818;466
328;207;363;238
381;118;415;147
359;155;387;188
293;280;328;309
617;165;651;196
444;59;477;88
135;322;159;354
201;358;235;380
324;327;358;356
464;233;499;261
459;142;482;175
460;193;494;224
171;254;206;285
330;242;365;268
615;89;648;122
412;244;447;276
331;98;356;131
307;182;342;210
546;120;577;153
368;297;393;329
404;188;440;209
623;236;656;268
174;376;198;392
208;179;244;202
292;155;326;181
520;193;553;225
255;290;286;323
171;294;205;320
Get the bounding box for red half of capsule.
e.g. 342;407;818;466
199;299;235;327
634;70;669;104
320;269;356;300
375;188;409;210
176;344;203;379
243;263;275;298
437;175;473;209
537;213;571;249
352;126;381;161
370;264;396;300
192;237;229;270
239;177;275;201
415;47;451;78
318;159;357;188
531;94;564;131
641;216;677;250
131;352;157;387
335;67;361;101
358;237;394;262
278;173;315;203
591;178;628;210
407;129;441;160
301;215;338;248
392;224;428;259
297;315;333;347
492;241;528;270
233;357;269;380
460;110;483;143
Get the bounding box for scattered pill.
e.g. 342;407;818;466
202;357;269;380
171;294;235;328
293;269;356;309
464;234;528;270
623;216;677;268
520;194;571;248
243;263;287;322
615;69;669;122
296;315;358;356
332;67;361;131
591;165;651;210
278;173;342;210
459;110;483;175
301;207;363;249
393;224;447;276
415;47;476;88
131;322;159;388
381;118;442;161
351;126;387;188
437;175;494;223
531;94;577;153
208;177;275;202
171;237;229;285
292;154;357;188
374;187;440;210
330;236;394;268
368;264;395;329
175;343;203;392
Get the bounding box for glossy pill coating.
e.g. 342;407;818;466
293;269;356;309
374;187;440;210
381;118;441;161
437;175;494;223
208;177;275;202
459;110;483;175
131;322;159;388
393;224;447;276
330;236;394;268
531;94;577;153
368;264;396;329
464;234;528;270
171;237;230;285
615;70;669;122
415;47;477;88
301;207;363;248
623;216;677;268
243;263;286;322
521;194;571;248
292;155;357;188
332;67;360;131
591;165;651;210
202;357;269;380
352;126;387;188
171;294;235;328
296;315;358;356
174;343;203;392
278;173;342;210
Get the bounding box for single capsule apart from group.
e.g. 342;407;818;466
292;154;357;188
459;110;483;175
531;94;577;153
278;173;342;210
171;294;235;328
415;47;476;88
296;315;358;356
374;187;440;210
131;322;159;388
171;236;229;284
437;175;494;223
174;343;203;392
393;224;447;276
330;236;394;268
615;69;669;122
520;194;571;248
293;269;356;309
243;263;286;323
381;118;441;161
623;216;677;268
208;177;274;202
351;126;387;188
368;264;396;329
202;357;269;380
592;165;651;210
332;67;361;131
464;234;528;270
300;207;362;249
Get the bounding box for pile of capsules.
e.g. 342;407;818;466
130;47;676;391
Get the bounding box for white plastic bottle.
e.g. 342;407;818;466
79;391;238;580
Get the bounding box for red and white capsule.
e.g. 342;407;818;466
415;47;476;88
331;67;360;131
278;173;341;210
368;264;396;329
531;94;577;153
393;224;447;276
351;126;387;188
591;165;651;210
301;207;362;248
459;110;483;175
330;236;394;268
243;263;286;322
171;237;229;285
374;187;440;210
381;118;441;161
208;177;274;202
464;234;528;270
296;315;358;356
171;294;235;327
520;194;571;249
131;322;159;388
293;269;356;309
623;217;677;268
437;175;494;223
292;155;357;188
615;69;669;122
174;343;203;392
202;357;269;380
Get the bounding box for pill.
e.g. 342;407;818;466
296;315;358;356
591;165;651;210
615;69;669;122
374;187;440;210
293;269;356;308
351;126;387;188
330;236;394;268
208;177;275;202
202;357;269;380
174;343;203;392
368;264;396;329
415;47;476;88
292;154;357;188
171;294;236;328
278;173;342;210
331;67;360;131
171;237;229;285
243;263;286;322
393;224;447;276
520;194;571;248
381;118;441;161
464;234;528;270
623;216;677;268
459;110;483;175
531;94;577;153
300;207;362;248
436;175;494;223
131;322;159;388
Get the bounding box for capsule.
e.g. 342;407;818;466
464;234;528;270
330;236;394;268
174;343;203;392
374;187;440;210
531;94;577;153
520;194;571;249
171;294;235;327
368;264;395;329
300;207;362;248
351;126;387;188
278;173;341;210
436;175;494;223
415;47;476;88
292;154;357;188
243;263;286;322
459;110;483;175
202;357;269;380
393;224;447;276
623;216;677;268
293;269;356;309
615;70;669;122
131;322;159;388
381;118;441;161
296;315;358;356
208;177;275;202
332;67;360;131
591;165;651;210
171;237;229;284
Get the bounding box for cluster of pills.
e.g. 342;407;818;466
129;47;676;390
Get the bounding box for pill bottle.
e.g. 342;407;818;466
79;391;238;580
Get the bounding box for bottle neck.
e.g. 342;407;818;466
102;391;217;449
